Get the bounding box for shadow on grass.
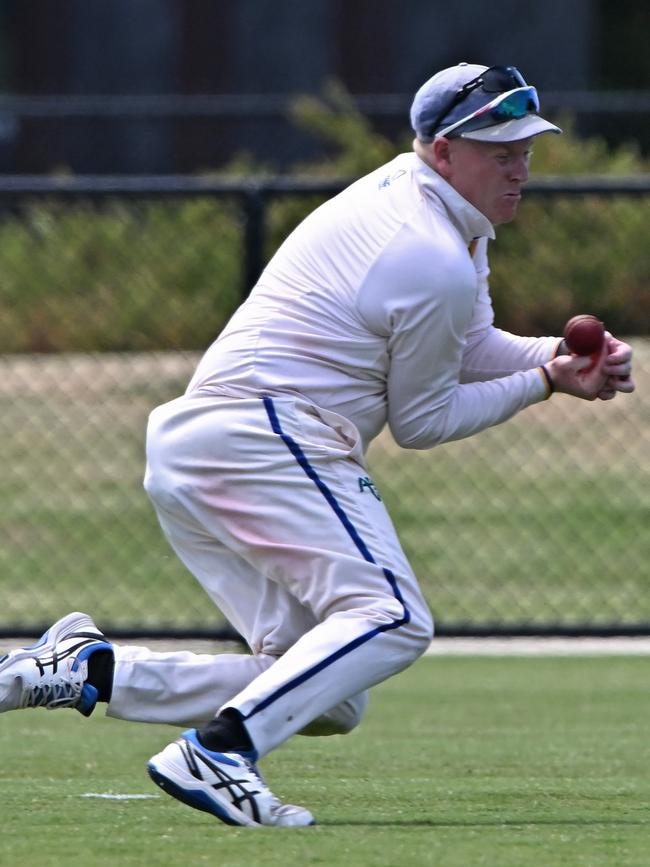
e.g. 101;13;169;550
327;818;649;828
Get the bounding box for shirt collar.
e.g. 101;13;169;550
411;152;496;243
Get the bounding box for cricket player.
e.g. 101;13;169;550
0;63;635;827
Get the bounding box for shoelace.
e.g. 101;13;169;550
248;760;312;824
227;755;289;818
20;675;83;709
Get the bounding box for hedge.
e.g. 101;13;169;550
0;85;648;352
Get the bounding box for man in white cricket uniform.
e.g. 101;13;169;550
0;63;635;827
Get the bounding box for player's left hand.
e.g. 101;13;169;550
597;333;635;399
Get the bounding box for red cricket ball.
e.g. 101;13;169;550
563;314;605;356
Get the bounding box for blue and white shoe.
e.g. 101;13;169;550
148;729;315;828
0;611;112;717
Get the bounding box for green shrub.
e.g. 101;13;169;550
0;87;648;352
485;117;649;335
490;194;649;336
0;198;243;352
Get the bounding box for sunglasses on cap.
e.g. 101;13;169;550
428;65;536;138
436;86;540;139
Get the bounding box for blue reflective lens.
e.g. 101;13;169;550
489;87;539;121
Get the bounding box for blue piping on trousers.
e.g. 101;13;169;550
241;397;411;723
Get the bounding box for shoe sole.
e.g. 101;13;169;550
146;753;259;827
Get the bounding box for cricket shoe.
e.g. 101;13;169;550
0;611;112;717
147;729;315;828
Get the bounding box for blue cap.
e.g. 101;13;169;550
410;62;560;143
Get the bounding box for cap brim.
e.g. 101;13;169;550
460;115;561;143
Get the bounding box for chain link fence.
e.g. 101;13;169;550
1;179;648;636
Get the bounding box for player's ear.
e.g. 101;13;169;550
432;137;453;178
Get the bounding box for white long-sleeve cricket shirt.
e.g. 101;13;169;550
187;152;557;452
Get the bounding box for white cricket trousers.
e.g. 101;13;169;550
108;393;433;758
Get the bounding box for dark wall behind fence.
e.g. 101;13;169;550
0;0;648;173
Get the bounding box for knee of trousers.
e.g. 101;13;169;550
330;594;433;668
399;603;434;663
143;446;188;513
143;460;174;509
298;691;369;737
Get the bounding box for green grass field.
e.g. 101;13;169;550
1;654;648;867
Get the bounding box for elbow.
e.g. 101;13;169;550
388;390;457;450
390;420;446;450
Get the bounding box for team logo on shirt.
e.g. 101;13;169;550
378;169;406;190
358;476;382;501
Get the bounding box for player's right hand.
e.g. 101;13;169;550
601;333;635;394
545;347;609;401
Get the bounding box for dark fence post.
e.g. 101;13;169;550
242;185;265;295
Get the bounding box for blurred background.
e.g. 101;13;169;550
0;0;648;638
0;0;649;173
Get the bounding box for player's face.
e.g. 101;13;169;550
442;137;533;225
